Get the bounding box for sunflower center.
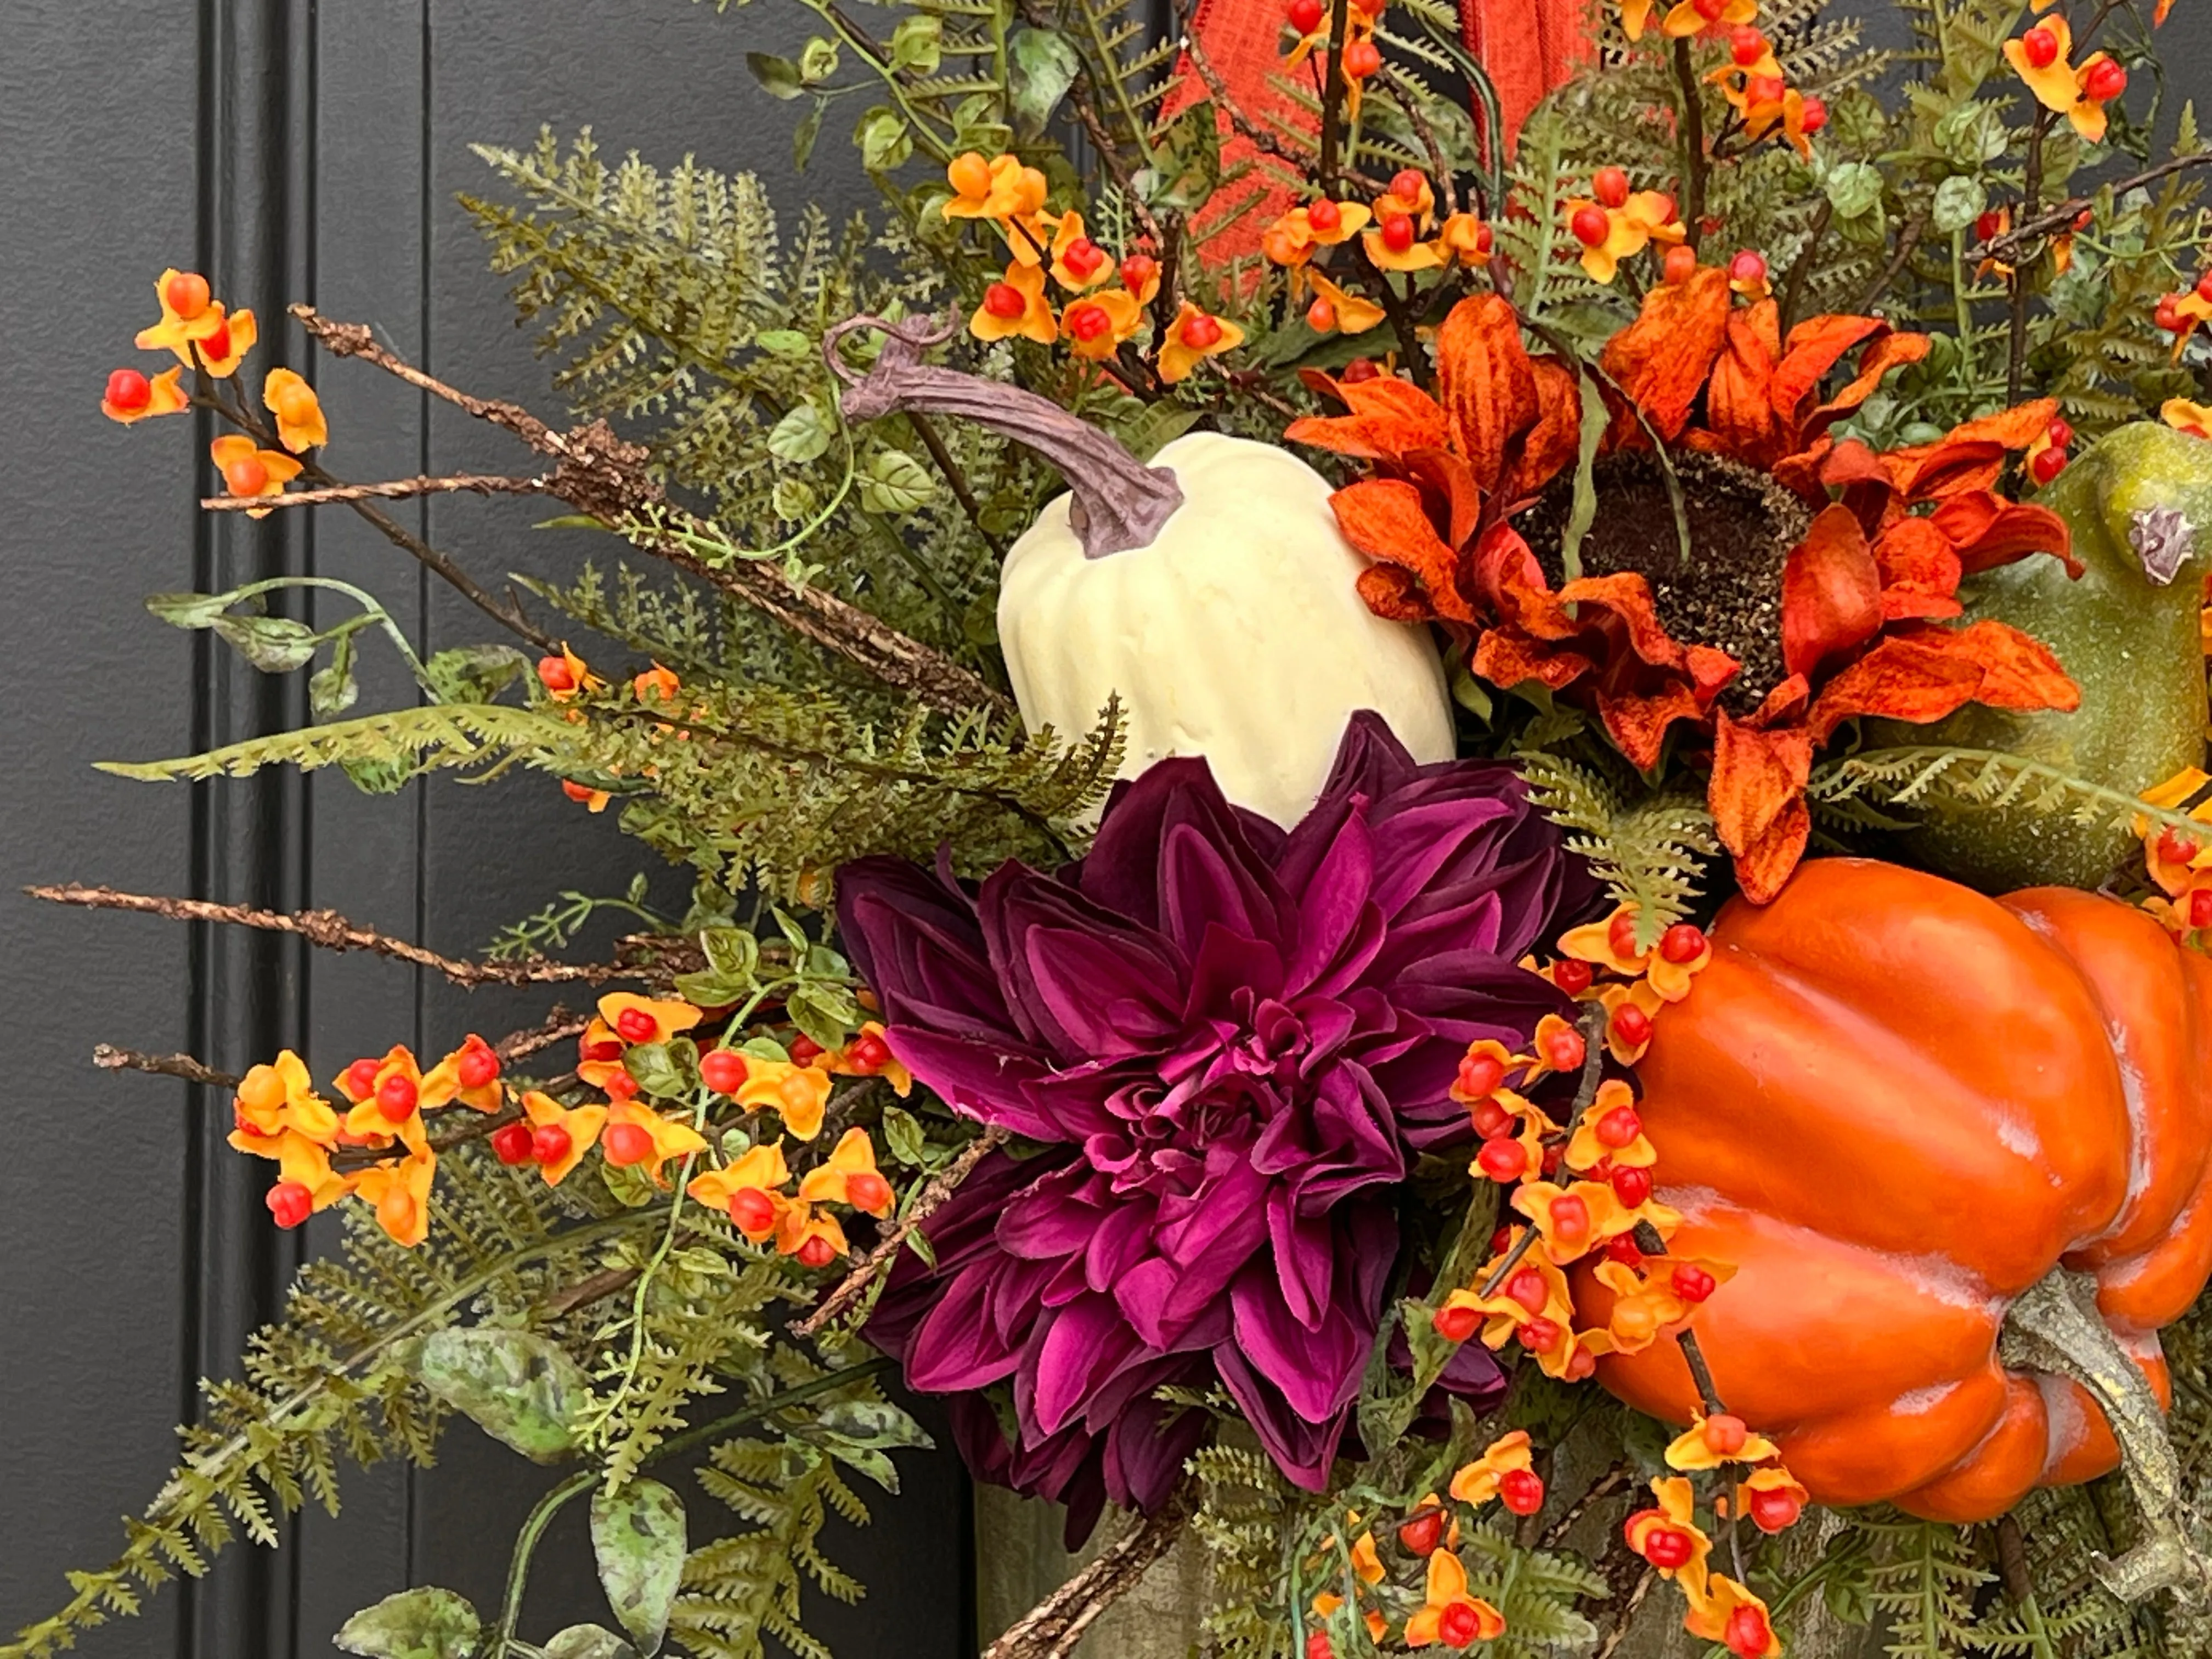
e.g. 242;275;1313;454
1518;450;1812;714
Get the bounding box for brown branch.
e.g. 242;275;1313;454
1593;1567;1657;1659
1476;1001;1610;1299
495;1008;592;1063
1317;0;1353;191
901;411;1007;560
2010;110;2052;403
200;473;547;512
1672;39;1708;248
1970;150;2212;265
540;1264;643;1320
292;305;1011;721
1069;86;1169;250
792;1122;1012;1337
981;1487;1192;1659
1776;200;1833;336
27;884;650;989
1541;1462;1628;1549
1375;65;1458;217
1180;23;1315;180
92;1045;242;1088
1857;205;1929;315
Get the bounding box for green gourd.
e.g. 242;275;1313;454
1883;422;2210;890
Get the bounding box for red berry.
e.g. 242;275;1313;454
531;1123;574;1166
165;271;212;318
1541;1144;1563;1177
537;654;576;692
1611;1004;1654;1049
1457;1051;1506;1099
983;282;1028;319
1397;1509;1444;1555
1605;1230;1645;1264
2022;25;2058;68
730;1187;778;1234
1542;1025;1587;1072
2188;888;2212;930
1307;198;1341;232
1672;1263;1718;1302
2084;57;2127;101
581;1031;624;1063
788;1034;825;1066
1551;958;1594;994
1729;250;1768;286
2029;444;2069;484
376;1073;418;1124
602;1070;639;1102
2196;273;2212;307
701;1048;751;1093
1725;1605;1773;1658
1390;167;1426;202
1477;1138;1528;1182
1507;1267;1550;1314
344;1057;381;1098
1341;357;1379;383
1702;1413;1749;1456
200;315;233;363
1062;236;1105;277
1489;1226;1514;1254
1306;1634;1333;1659
2158;295;2186;332
1571;205;1611;247
1342;38;1381;77
1288;0;1324;32
1611;1166;1654;1208
1380;213;1415;253
2160;829;2200;865
1435;1302;1481;1341
267;1181;314;1228
1517;1315;1561;1351
1662;246;1699;284
1471;1099;1513;1138
1437;1602;1481;1647
1066;302;1111;341
225;454;269;495
847;1171;894;1213
1748;74;1785;104
1659;923;1707;963
1547;1193;1591;1244
1976;210;2006;242
2049;417;2076;449
1596;1103;1644;1148
797;1233;838;1268
105;369;152;411
1729;25;1764;65
1119;253;1159;291
1306;297;1338;332
456;1041;501;1090
615;1007;659;1044
1499;1468;1545;1516
1593;166;1630;209
1798;95;1828;133
490;1122;536;1165
1747;1484;1803;1533
1641;1525;1695;1570
850;1032;893;1073
1693;0;1725;16
603;1121;654;1166
1608;910;1642;958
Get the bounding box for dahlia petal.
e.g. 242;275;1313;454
1284;808;1378;992
1435;293;1541;493
1600;265;1733;439
885;1027;1058;1138
906;1259;1034;1392
1103;1393;1211;1513
1214;1342;1348;1491
1029;1293;1152;1435
1269;1190;1338;1330
1229;1252;1370;1424
1781;504;1884;680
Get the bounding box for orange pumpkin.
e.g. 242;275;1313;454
1585;858;2212;1521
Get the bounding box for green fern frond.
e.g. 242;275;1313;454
1808;746;2208;847
1518;752;1718;950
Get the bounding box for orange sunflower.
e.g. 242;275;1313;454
1291;270;2081;904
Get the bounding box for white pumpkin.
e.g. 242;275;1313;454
997;430;1455;827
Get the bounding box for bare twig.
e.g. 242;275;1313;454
902;411;1007;560
292;306;1011;720
1776;200;1833;336
1375;65;1459;217
494;1008;592;1063
1069;85;1169;250
1475;1001;1611;1299
1593;1567;1657;1659
2010;109;2053;402
92;1045;242;1089
793;1123;1012;1336
1542;1462;1628;1549
1672;40;1708;247
1970;149;2212;264
27;884;650;989
1318;0;1352;190
200;473;548;512
1180;23;1314;179
1857;205;1928;315
539;1264;644;1320
981;1488;1192;1659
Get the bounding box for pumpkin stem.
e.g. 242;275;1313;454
826;313;1184;560
1998;1267;2212;1607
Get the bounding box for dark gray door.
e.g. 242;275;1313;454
2;3;968;1655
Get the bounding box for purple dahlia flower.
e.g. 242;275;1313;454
839;713;1595;1515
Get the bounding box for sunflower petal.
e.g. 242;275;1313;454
1600;266;1734;440
1781;505;1884;679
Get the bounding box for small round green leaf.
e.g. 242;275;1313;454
413;1328;586;1463
335;1588;481;1659
590;1479;687;1656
